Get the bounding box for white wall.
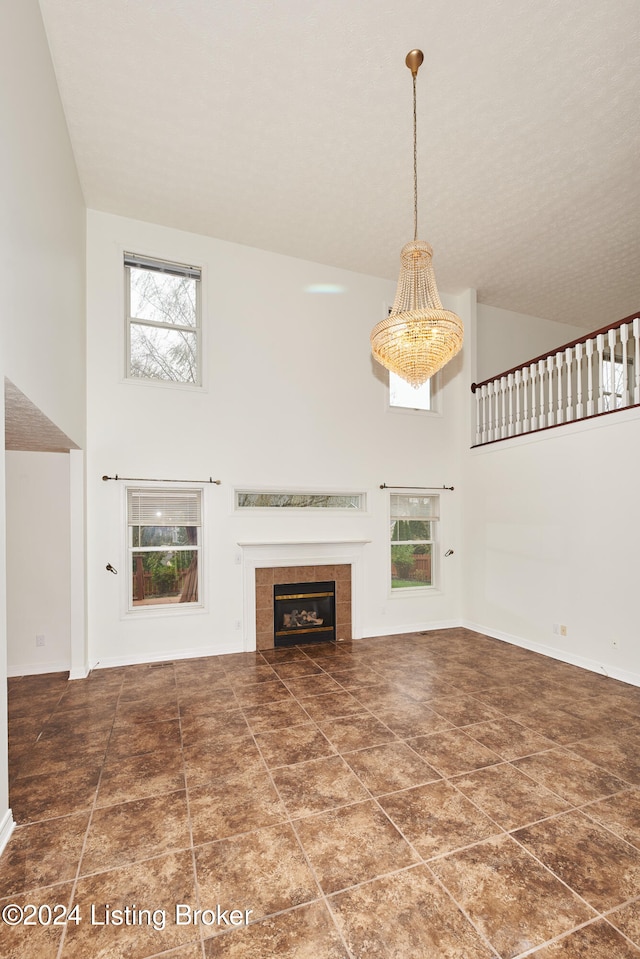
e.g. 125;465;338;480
86;211;471;666
476;303;591;384
6;452;71;675
0;1;86;847
462;408;640;684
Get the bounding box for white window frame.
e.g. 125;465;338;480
125;252;203;387
387;370;439;415
389;492;438;595
234;488;367;512
126;486;204;615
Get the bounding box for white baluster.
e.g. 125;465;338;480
596;333;606;413
474;387;482;445
500;376;507;438
565;347;573;422
546;355;555;427
538;359;546;429
514;369;522;434
478;385;486;444
522;366;529;433
575;341;584;419
634;317;640;403
529;362;538;430
620;324;630;407
586;339;595;416
555;352;563;425
487;381;495;442
607;328;618;411
507;373;514;436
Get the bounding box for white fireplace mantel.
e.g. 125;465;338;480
239;540;370;650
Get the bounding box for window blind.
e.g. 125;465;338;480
127;489;202;526
124;252;201;281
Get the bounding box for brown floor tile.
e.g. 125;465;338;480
367;700;453;738
320;664;383;689
607;900;640;948
255;723;335;767
0;884;73;959
295;800;419;894
178;686;239;716
407;728;502;778
195;823;318;922
10;765;101;824
583;788;640;849
319;713;397;753
63;851;198;958
467;717;556;760
430;834;594;957
0;813;90;897
514;809;640;912
527;919;640;957
13;735;108;781
330;865;496;958
571;727;640;785
270;660;324;679
343;741;440;796
97;748;185;807
148;944;205;959
379;779;501;859
509;702;603;744
189;765;288;845
180;709;250;747
114;697;180;725
105;719;182;762
80;791;191;875
225;665;278;687
184;736;264;787
300;690;367;721
242;698;313;732
203;901;348;958
272;754;370;817
232;681;292;708
514;748;628;806
283;674;345;698
453;762;571;830
425;694;501;727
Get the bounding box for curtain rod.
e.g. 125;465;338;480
380;484;454;491
102;475;221;485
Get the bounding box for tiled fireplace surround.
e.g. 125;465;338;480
240;540;368;651
256;564;352;649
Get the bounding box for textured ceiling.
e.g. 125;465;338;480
38;0;640;330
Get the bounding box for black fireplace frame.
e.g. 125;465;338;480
273;580;336;647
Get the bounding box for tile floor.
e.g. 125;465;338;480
3;628;640;958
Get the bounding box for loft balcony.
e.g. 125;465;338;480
471;312;640;446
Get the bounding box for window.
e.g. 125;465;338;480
389;372;433;411
601;353;631;411
235;490;365;510
125;253;202;385
390;493;437;590
127;488;202;609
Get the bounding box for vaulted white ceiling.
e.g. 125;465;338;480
39;0;640;330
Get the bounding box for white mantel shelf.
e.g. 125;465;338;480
239;540;370;650
238;540;371;547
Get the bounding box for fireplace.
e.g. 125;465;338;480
274;580;336;646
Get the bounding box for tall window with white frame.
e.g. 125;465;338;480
389;372;434;411
125;253;202;385
389;493;437;590
128;488;202;609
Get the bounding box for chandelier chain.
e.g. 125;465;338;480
413;72;418;242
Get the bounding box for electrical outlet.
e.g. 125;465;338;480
560;625;567;637
552;623;559;635
36;634;45;647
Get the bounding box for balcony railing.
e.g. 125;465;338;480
471;312;640;446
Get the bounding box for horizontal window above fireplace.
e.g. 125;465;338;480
235;490;365;511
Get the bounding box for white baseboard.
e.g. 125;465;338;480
68;665;92;681
463;620;640;688
91;643;242;670
7;660;70;678
0;808;16;857
362;618;461;639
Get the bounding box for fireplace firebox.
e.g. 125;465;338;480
273;581;336;646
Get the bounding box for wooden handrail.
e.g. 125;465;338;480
471;310;640;393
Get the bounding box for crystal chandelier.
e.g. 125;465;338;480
371;50;463;388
